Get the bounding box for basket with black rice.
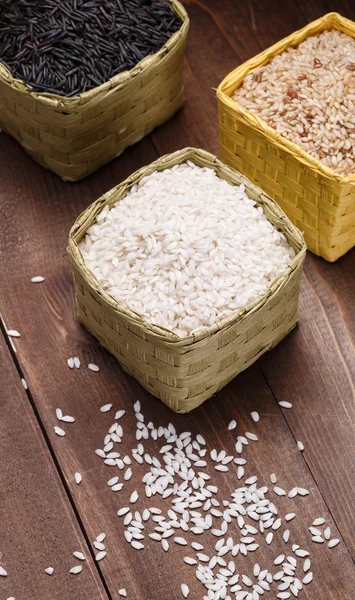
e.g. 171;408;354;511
0;0;189;180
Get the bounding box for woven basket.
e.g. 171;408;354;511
0;1;188;182
68;147;306;413
217;12;355;262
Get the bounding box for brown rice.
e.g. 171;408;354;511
233;29;355;176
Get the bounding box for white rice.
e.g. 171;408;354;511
69;565;82;574
74;472;82;484
79;163;295;337
54;426;65;437
7;329;20;338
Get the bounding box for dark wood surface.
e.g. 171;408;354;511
0;333;109;600
0;1;354;599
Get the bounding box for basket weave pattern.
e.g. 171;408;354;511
217;12;355;262
68;148;306;413
0;1;189;182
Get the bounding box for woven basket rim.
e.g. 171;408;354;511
217;11;355;184
0;0;189;109
68;147;306;345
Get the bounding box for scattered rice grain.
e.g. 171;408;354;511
70;565;82;574
251;412;260;423
54;426;65;437
7;330;20;337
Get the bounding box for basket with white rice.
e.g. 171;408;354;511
68;148;306;412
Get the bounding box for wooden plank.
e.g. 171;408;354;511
181;0;306;95
1;307;354;598
295;0;355;23
158;0;355;559
151;64;220;157
152;0;306;159
0;332;108;600
260;253;355;558
0;139;354;599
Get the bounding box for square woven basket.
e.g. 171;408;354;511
0;0;188;182
68;147;306;413
217;12;355;262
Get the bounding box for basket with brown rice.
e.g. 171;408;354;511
217;12;355;262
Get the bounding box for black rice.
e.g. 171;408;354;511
0;0;182;97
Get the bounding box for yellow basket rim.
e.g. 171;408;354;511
217;11;355;184
0;0;189;109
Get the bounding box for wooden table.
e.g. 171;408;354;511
1;1;354;599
